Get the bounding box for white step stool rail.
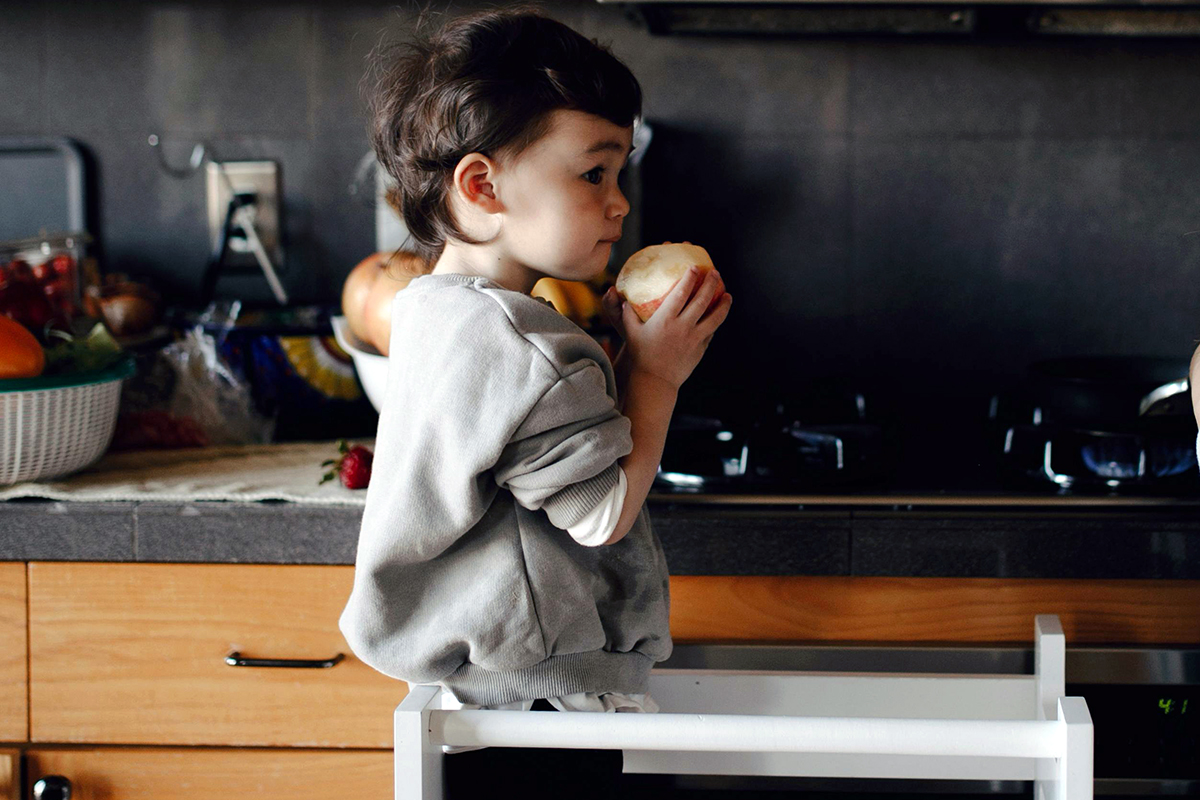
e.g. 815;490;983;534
396;614;1092;800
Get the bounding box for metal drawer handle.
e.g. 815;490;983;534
33;775;72;800
225;651;345;669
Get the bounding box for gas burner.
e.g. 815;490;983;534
988;356;1199;494
1001;423;1197;491
654;391;889;493
654;415;749;491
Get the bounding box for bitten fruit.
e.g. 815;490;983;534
614;242;725;322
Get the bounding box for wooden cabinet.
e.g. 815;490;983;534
20;563;398;797
0;564;27;744
9;558;1200;799
669;575;1200;644
25;747;391;799
0;749;18;800
28;563;404;747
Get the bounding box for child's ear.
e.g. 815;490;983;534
452;153;500;213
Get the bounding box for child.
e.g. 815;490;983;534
338;7;732;798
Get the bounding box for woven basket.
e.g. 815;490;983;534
0;356;136;485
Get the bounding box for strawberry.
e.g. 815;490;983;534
50;254;74;277
320;439;374;489
339;446;374;489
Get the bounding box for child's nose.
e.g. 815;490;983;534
608;188;630;219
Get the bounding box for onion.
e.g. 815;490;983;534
99;294;156;336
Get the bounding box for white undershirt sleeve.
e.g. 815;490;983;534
565;465;627;547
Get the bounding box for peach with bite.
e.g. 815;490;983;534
614;242;724;322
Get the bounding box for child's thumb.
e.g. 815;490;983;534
603;287;623;317
620;297;641;326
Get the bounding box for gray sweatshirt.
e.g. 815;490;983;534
338;273;673;706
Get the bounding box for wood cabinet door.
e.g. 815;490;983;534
0;564;27;743
25;747;392;799
0;749;18;800
669;575;1200;643
29;562;406;747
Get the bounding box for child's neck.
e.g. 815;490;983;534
431;241;541;295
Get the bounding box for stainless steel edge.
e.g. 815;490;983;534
659;643;1200;683
648;492;1200;507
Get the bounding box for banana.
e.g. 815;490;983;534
531;278;574;319
560;280;602;327
531;278;605;329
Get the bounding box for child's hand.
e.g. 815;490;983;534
601;286;628;341
617;266;731;390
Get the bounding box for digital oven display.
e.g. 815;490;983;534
1068;683;1200;779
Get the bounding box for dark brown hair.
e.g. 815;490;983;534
367;6;642;263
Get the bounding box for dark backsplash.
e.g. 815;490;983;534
4;0;1200;420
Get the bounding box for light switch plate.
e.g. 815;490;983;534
205;160;283;269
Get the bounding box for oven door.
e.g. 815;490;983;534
630;643;1200;797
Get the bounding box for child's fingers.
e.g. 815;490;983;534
599;286;644;331
699;292;732;333
681;270;722;323
657;267;703;319
621;297;642;328
603;287;629;332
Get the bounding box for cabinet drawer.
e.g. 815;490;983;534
25;747;392;799
29;563;405;747
0;564;26;743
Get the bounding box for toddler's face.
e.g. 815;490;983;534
496;110;633;283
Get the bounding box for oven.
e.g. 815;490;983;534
629;642;1200;797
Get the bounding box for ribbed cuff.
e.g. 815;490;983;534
541;462;620;529
439;648;656;706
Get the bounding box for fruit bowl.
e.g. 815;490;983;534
0;355;136;485
331;316;387;413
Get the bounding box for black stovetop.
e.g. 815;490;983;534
653;407;1200;504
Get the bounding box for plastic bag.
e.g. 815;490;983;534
112;321;274;450
160;325;275;445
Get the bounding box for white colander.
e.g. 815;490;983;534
331;315;387;413
0;356;135;485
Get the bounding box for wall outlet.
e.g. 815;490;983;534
205;160;283;269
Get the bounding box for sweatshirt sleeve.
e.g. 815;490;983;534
492;359;633;531
566;465;627;547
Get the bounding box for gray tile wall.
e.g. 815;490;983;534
5;0;1200;419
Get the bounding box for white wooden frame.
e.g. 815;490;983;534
396;614;1092;799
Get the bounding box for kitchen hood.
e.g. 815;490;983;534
598;0;1200;37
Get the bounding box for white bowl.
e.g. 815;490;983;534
331;316;388;413
0;356;136;485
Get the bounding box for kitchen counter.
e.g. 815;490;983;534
3;491;1200;578
1;440;1197;577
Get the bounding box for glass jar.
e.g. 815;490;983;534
0;231;90;332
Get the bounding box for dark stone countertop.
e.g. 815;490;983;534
2;494;1199;579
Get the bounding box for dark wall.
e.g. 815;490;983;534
4;0;1200;419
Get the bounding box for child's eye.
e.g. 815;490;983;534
583;167;605;185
